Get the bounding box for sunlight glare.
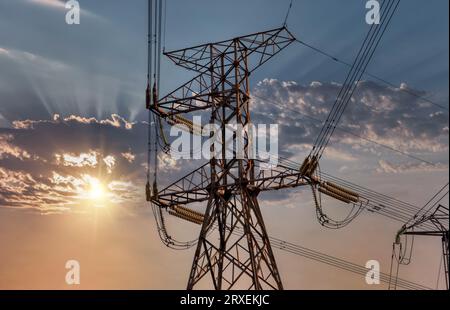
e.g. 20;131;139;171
88;178;105;203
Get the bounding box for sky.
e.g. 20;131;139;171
0;0;448;289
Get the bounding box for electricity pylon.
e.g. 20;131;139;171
150;27;296;289
147;0;414;290
149;25;388;289
148;25;420;289
390;203;449;290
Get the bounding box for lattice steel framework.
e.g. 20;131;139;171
390;204;449;290
150;27;296;289
148;26;432;290
400;205;449;289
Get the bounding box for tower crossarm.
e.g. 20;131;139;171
152;161;310;207
151;162;211;207
164;27;296;73
151;27;296;117
152;158;430;229
253;161;309;191
399;204;449;234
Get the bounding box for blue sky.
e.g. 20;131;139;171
0;0;448;289
0;0;448;123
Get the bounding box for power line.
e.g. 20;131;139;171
252;93;436;166
261;157;438;231
312;0;401;159
267;235;431;290
283;0;294;27
256;154;434;228
311;0;394;157
224;225;429;289
421;190;449;221
163;0;167;51
404;183;449;227
388;184;449;290
148;0;444;290
278;1;444;162
294;40;448;112
227;226;430;289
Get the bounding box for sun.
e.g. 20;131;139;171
79;175;110;208
88;178;105;201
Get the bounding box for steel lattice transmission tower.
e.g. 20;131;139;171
149;27;296;289
390;203;449;290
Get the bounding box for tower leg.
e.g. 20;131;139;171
442;233;449;290
187;186;283;290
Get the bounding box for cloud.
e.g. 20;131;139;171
55;151;98;168
0;77;448;213
121;151;136;163
0;46;69;73
158;153;181;172
376;160;448;174
0;167;71;213
0;6;139;124
27;0;104;21
107;180;140;204
284;143;357;163
323;147;358;162
0;47;10;55
0;134;31;160
28;0;65;10
251;78;449;163
103;155;116;173
0;113;146;213
12;114;134;130
63;114;135;129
